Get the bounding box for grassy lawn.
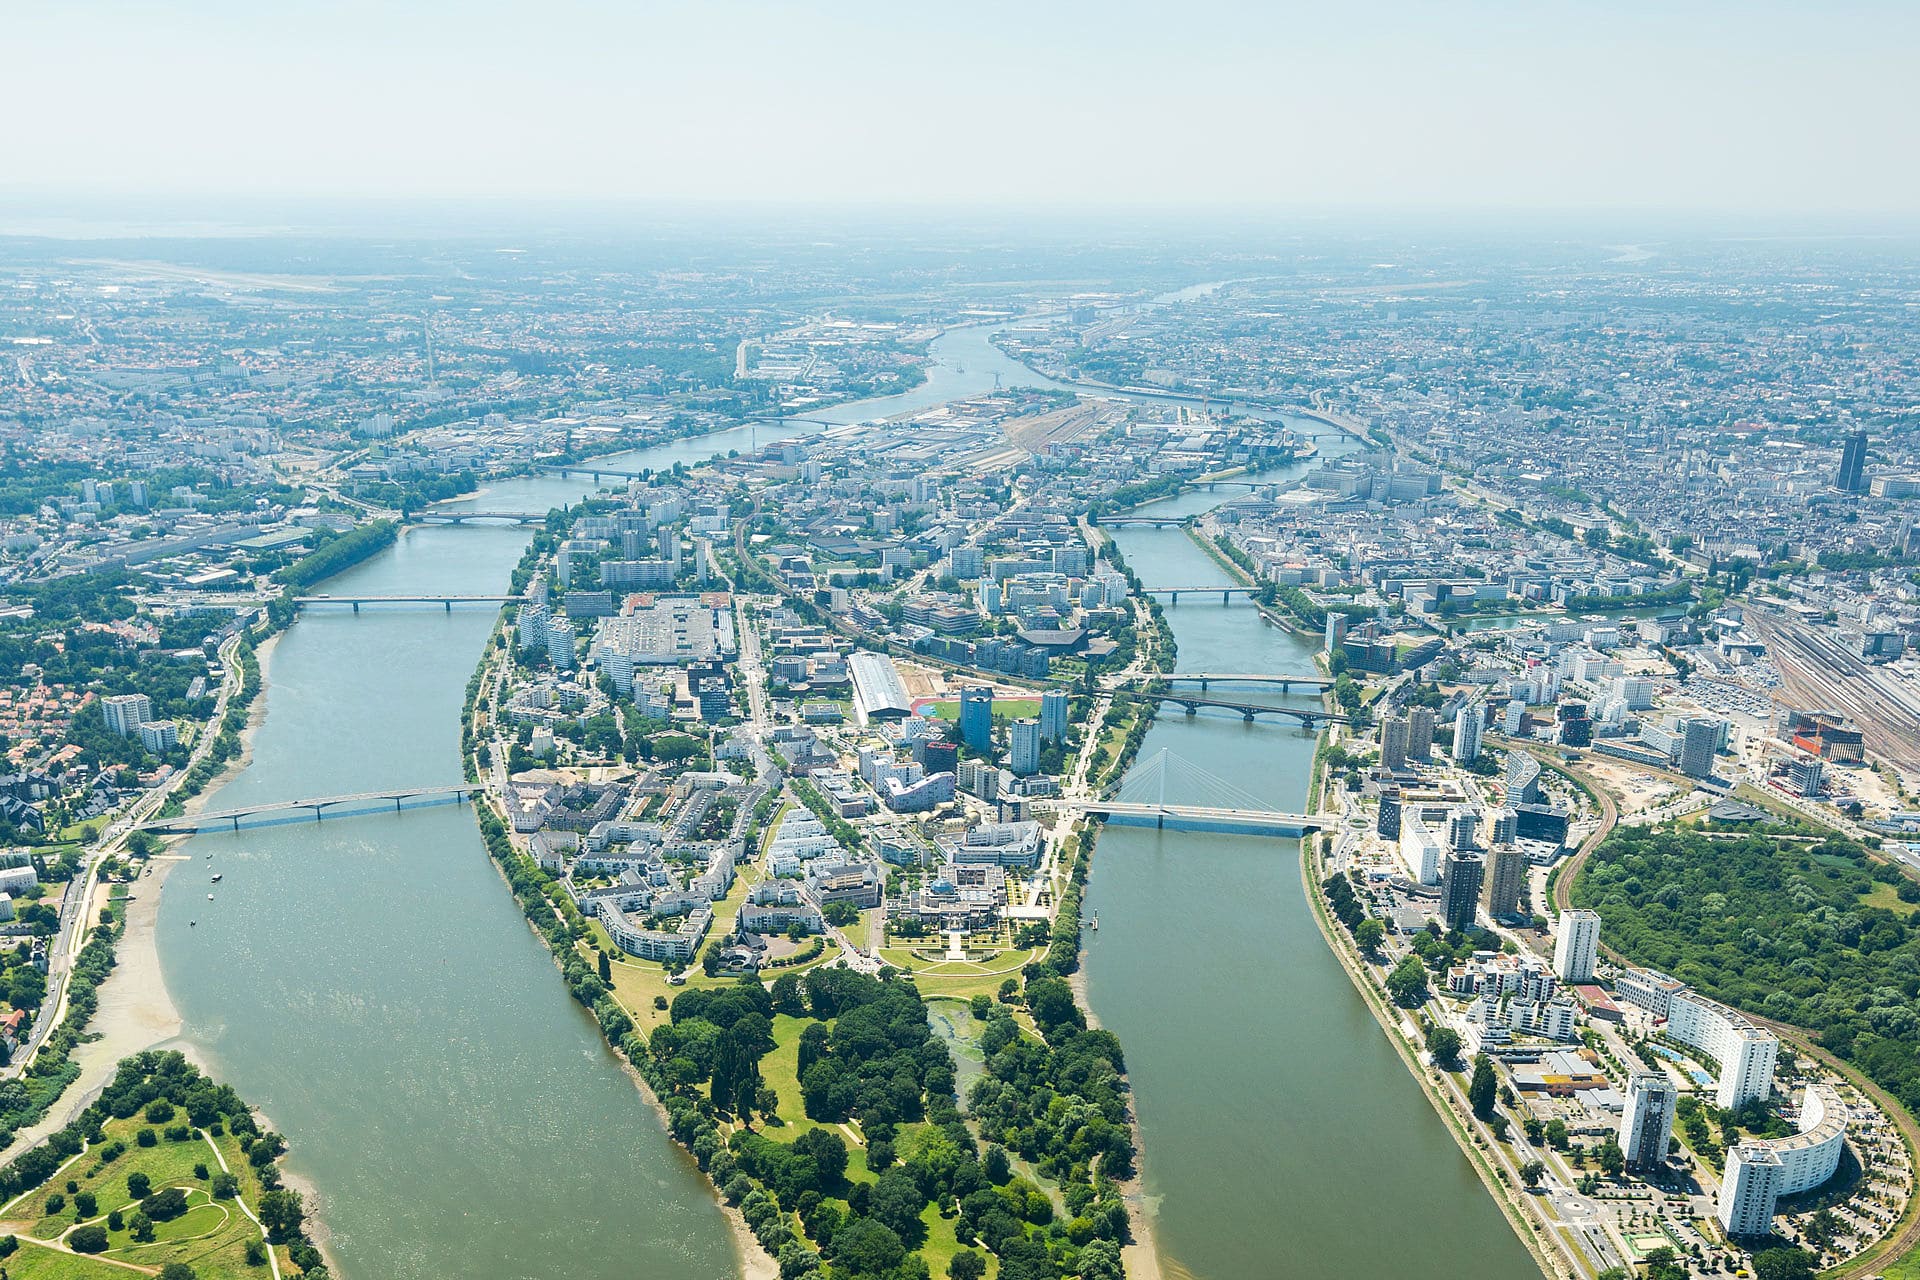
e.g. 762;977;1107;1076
759;801;794;853
1;1245;136;1278
1860;882;1920;915
1880;1247;1920;1280
2;1110;279;1280
929;699;1041;722
743;1014;882;1184
919;1199;992;1279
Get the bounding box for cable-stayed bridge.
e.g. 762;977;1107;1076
1064;749;1326;836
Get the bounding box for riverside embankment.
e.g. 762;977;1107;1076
1082;470;1544;1280
125;314;1541;1280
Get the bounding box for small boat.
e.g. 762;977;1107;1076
1089;912;1099;930
189;921;196;927
207;893;215;901
211;874;223;883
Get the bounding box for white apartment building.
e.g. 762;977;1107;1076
1552;909;1601;983
1718;1144;1786;1237
1399;813;1444;885
1666;990;1778;1110
1620;1069;1678;1169
103;693;154;737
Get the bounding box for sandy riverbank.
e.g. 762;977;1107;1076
0;852;189;1167
1067;966;1166;1280
0;631;282;1166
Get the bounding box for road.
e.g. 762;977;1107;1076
1544;749;1920;1279
8;632;246;1078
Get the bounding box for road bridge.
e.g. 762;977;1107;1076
294;594;523;612
1075;801;1327;835
1096;516;1188;529
540;463;652;482
411;511;546;525
1066;748;1329;835
141;785;483;833
1141;585;1261;604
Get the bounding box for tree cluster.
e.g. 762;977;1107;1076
1575;828;1920;1118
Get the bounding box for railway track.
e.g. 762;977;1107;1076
1552;754;1920;1278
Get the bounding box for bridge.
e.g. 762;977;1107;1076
141;785;483;833
1129;688;1346;728
1096;516;1188;529
1119;671;1334;692
1064;749;1326;835
540;463;652;483
412;511;546;525
1142;585;1260;604
294;594;523;612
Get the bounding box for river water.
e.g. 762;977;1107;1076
155;422;808;1280
157;317;1540;1280
1089;490;1542;1280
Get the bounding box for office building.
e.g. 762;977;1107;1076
1439;851;1483;930
1039;689;1069;745
1009;718;1041;777
958;685;995;753
1620;1070;1678;1170
1680;717;1719;780
1453;704;1483;762
1482;844;1527;918
1376;789;1402;839
1324;612;1349;653
1381;717;1410;773
1719;1145;1787;1237
1787;756;1825;798
1408;708;1435;763
1506;751;1543;805
103;693;154;738
1835;430;1868;493
1553;909;1601;983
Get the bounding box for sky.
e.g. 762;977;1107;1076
6;0;1919;216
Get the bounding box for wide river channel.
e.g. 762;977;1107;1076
157;318;1541;1280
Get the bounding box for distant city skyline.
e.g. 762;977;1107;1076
7;0;1920;215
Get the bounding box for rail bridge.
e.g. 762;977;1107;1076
1096;516;1189;529
1117;671;1334;693
141;785;483;833
1126;688;1346;727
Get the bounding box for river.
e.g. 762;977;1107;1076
155;318;1538;1280
1088;485;1543;1280
155;419;817;1280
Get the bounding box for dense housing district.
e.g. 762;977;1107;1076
7;237;1920;1280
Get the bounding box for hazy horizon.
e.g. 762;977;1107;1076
7;0;1919;217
